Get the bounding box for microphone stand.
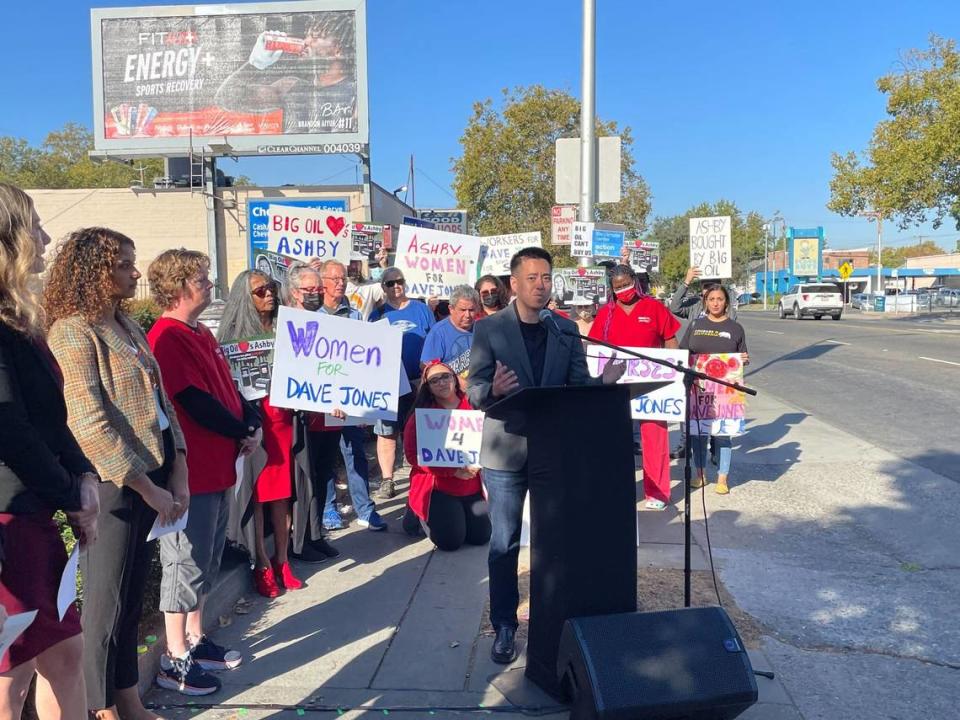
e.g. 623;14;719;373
553;323;757;607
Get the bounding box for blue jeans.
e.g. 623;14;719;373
690;435;732;475
325;426;374;520
482;466;528;630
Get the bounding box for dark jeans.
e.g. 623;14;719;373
81;429;173;710
426;490;490;552
325;425;374;520
482;466;528;630
306;429;340;542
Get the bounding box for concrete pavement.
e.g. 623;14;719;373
142;381;960;720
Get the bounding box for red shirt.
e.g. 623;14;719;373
588;296;680;348
148;317;243;494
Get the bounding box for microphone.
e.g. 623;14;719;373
538;308;564;336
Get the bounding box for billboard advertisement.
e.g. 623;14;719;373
91;1;369;156
416;209;468;234
788;227;824;278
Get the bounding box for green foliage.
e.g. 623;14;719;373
828;36;960;230
644;200;768;288
0;122;163;189
127;298;162;333
451;85;651;267
868;239;946;267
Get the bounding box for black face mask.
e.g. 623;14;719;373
301;292;321;311
481;292;500;308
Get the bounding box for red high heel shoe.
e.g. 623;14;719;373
254;566;281;598
272;560;303;590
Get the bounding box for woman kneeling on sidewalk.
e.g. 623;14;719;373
401;360;491;551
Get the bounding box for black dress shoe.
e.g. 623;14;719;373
491;625;518;664
312;536;341;558
291;541;327;564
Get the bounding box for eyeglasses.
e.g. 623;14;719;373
323;276;346;286
298;286;322;294
427;373;456;387
479;288;498;296
251;283;278;298
384;278;405;288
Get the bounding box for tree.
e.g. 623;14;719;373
643;200;767;289
828;36;960;230
451;85;651;266
868;238;946;267
0;122;163;189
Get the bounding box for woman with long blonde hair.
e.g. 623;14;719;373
0;183;98;720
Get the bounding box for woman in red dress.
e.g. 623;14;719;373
218;270;301;597
402;360;490;551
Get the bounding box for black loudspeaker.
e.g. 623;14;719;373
557;607;758;720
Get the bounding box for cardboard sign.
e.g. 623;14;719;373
551;205;576;245
480;231;542;276
221;337;275;401
690;353;746;437
587;346;689;422
396;225;482;299
552;267;609;305
266;205;352;264
415;408;484;467
689;216;732;279
269;306;403;420
570;221;593;257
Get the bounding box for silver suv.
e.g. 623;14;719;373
779;283;843;320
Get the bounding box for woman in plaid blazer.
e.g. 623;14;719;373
46;227;189;720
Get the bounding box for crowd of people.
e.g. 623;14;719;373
0;178;749;714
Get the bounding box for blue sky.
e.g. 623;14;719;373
4;0;959;251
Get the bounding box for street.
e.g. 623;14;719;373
736;310;960;482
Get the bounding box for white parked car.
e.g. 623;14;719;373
778;283;843;320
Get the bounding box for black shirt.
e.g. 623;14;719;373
680;317;748;354
516;305;548;385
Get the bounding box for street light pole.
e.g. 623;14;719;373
860;210;884;295
762;213;783;311
579;0;596;269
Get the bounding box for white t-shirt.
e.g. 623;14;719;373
346;280;385;321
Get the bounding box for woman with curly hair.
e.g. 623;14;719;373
217;270;302;598
0;185;98;720
45;227;191;713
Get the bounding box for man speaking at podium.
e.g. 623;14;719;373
468;247;625;664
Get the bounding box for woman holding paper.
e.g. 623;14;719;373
679;284;749;495
217;269;303;599
45;228;191;716
0;184;97;720
401;359;491;551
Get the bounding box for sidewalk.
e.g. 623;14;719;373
143;388;960;719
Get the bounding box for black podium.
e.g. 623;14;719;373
486;382;668;698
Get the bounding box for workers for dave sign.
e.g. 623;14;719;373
395;225;482;299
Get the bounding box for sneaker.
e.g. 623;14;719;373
322;508;344;530
376;478;396;499
272;561;303;590
643;499;667;511
670;444;686;460
357;510;387;531
190;635;242;671
156;654;221;696
253;566;281;598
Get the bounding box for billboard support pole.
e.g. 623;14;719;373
360;152;372;222
205;155;223;298
578;0;596;269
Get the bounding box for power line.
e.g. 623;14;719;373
416;167;459;204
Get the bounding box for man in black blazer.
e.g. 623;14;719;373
468;247;624;663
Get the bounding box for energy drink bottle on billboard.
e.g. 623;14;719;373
262;32;307;55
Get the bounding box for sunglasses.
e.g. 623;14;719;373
251;283;278;298
427;372;455;386
384;278;405;288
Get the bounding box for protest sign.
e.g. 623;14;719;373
551;205;576;245
252;249;292;288
570;221;593;257
266;205;352;265
689;216;732;279
415;409;485;468
351;222;386;257
587;346;689;422
690;353;746;437
396;225;482;299
480;231;542;276
629;240;660;273
552;267;609;305
221;337;275;401
591;223;626;258
269;306;403;420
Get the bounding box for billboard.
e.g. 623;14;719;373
91;1;369;156
788;227;824;278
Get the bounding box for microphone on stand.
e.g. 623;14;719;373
538;308;565;336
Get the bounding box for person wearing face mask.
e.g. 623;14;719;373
573;296;600;338
475;275;507;318
589;265;681;511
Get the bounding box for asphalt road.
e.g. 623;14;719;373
736;309;960;482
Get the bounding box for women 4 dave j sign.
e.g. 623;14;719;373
586;346;689;422
269;306;403;421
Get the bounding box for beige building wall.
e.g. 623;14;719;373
904;252;960;270
27;185;365;295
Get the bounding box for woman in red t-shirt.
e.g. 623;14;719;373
588;264;681;510
401;360;491;551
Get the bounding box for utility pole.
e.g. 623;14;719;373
579;0;596;269
762;213;783;311
860;210;883;295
